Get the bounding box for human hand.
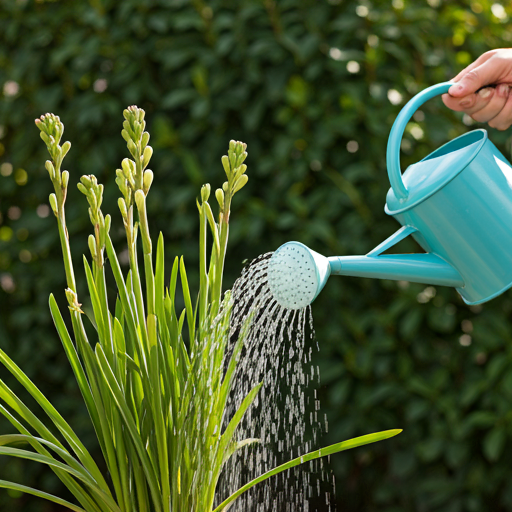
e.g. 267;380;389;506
442;48;512;131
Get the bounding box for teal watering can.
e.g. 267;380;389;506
268;82;512;310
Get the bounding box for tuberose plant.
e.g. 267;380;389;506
0;107;400;512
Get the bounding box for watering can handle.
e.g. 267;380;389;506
386;82;452;201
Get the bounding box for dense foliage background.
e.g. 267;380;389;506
1;0;512;510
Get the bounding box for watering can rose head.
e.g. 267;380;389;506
269;82;512;310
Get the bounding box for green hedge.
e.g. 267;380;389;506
1;1;512;510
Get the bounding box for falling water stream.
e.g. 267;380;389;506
219;253;335;511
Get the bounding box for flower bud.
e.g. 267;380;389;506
229;151;236;170
61;141;71;158
215;188;224;210
121;129;130;143
88;234;97;259
143;169;154;195
229;140;235;151
233;174;248;193
234;164;247;181
221;155;230;176
80;175;92;189
123;120;135;140
142;145;153;169
121;158;134;178
236;151;248;166
45;160;55;180
201;183;211;202
141;131;150;148
104;214;111;235
49;193;58;215
127;139;137;159
77;182;88;196
135;189;145;213
118;197;128;218
61;170;69;189
222;181;229;192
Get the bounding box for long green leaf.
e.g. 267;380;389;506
212;429;403;512
0;348;111;498
0;446;121;512
0;480;86;512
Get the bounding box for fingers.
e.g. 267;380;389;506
448;61;500;97
442;87;495;113
487;88;512;130
471;84;509;123
443;85;512;131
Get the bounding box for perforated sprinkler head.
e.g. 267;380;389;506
267;242;331;310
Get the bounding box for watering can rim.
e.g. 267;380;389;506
385;128;488;215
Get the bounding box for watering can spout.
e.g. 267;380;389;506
267;238;464;310
328;253;464;288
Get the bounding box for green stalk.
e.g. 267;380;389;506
57;210;77;293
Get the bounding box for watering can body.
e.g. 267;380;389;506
268;82;512;310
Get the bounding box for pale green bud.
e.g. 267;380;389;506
135;121;143;141
88;234;97;259
135;189;145;212
221;155;230;176
142;145;153;169
215;188;224;210
104;214;111;235
61;141;71;158
61;170;69;189
122;158;134;177
127;139;138;159
143;170;154;195
118;197;128;218
121;129;130;143
229;151;236;170
95;184;104;209
141;131;150;148
49;193;58;215
236;151;248;166
201;183;211;202
45;160;55;180
123;120;135;140
77;182;88;196
222;181;228;192
40;132;50;144
233;174;248;193
80;175;92;189
234;164;247;181
229;140;235;151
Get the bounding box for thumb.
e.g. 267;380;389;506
448;63;496;97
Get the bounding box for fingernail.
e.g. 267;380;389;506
460;99;472;107
479;88;493;99
449;84;464;94
498;84;510;97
